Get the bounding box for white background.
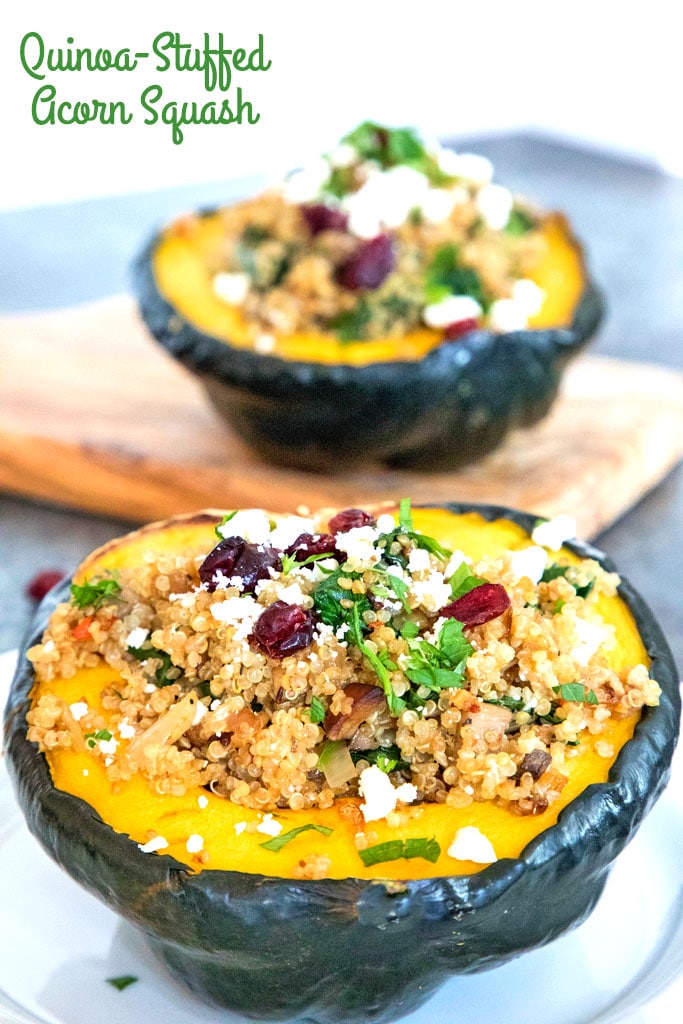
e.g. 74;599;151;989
1;0;680;212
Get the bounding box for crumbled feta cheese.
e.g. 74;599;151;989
572;617;610;666
531;515;577;550
43;639;55;653
423;294;482;329
335;525;381;572
186;834;204;854
282;159;331;203
419;188;458;223
476;183;513;230
168;590;199;607
488;298;528;333
269;515;316;550
447;826;497;864
375;513;396;535
104;757;114;767
138;836;169;854
118;718;135;740
440;150;494;184
359;766;417;823
234;821;247;835
192;701;207;726
211;595;264;641
210;699;221;711
217;509;272;543
512;278;546;317
143;682;157;693
407;547;431;573
336;623;350;641
82;769;89;777
314;622;336;646
198;795;209;809
213;272;250;305
69;701;89;721
254;333;276;354
410;571;452;613
509;546;547;584
277;581;306;606
256;813;282;837
343;165;430;237
98;738;118;756
329;142;356;167
125;626;149;649
213;570;244;591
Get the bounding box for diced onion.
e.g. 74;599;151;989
322;743;358;789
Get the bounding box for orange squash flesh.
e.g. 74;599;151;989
37;510;644;881
152;212;585;367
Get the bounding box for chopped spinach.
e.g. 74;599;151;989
424;244;489;309
405;618;473;693
70;575;122;610
128;645;178;688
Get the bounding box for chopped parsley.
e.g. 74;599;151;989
85;729;113;749
553;683;599;705
341;122;453;186
307;695;326;724
541;564;595;600
405;618;473;693
259;823;333;852
358;836;441;867
424;244;488;309
313;570;372;631
505;207;536;236
349;603;405;717
128;645;177;687
281;550;336;575
448;562;486;601
328;297;372;342
378;498;452;565
70;575;121;610
106;975;138;991
351;744;409;773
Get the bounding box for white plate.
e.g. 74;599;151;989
1;647;682;1024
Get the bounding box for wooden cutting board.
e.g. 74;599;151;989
1;296;682;538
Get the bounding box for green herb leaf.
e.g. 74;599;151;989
505;207;536;236
448;562;485;601
106;975;138;991
400;620;420;640
259;823;333;852
553;683;599;704
350;744;409;772
348;604;405;717
541;564;595;600
307;695;326;724
128;645;177;688
70;575;122;610
282;551;337;576
324;164;357;198
215;510;238;538
424;244;488;309
405;618;473;693
399;497;413;532
358;836;440;867
329;297;372;342
313;570;372;631
85;729;113;749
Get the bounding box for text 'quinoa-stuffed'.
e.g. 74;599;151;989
25;501;661;881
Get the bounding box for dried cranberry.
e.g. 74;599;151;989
328;508;377;533
337;234;395;291
25;570;65;602
301;203;348;235
252;601;314;659
199;538;282;593
285;532;339;561
443;317;479;341
441;583;511;627
199;537;246;591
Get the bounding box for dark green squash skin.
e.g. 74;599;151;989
132;218;605;472
3;504;678;1024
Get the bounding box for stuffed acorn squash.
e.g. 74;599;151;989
4;502;677;1024
134;122;604;471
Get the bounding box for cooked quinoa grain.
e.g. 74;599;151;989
28;506;660;822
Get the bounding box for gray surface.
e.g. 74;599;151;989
0;133;681;668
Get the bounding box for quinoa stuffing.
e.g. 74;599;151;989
27;501;660;831
203;121;551;342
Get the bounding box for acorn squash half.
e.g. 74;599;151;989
133;208;604;472
4;504;677;1024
